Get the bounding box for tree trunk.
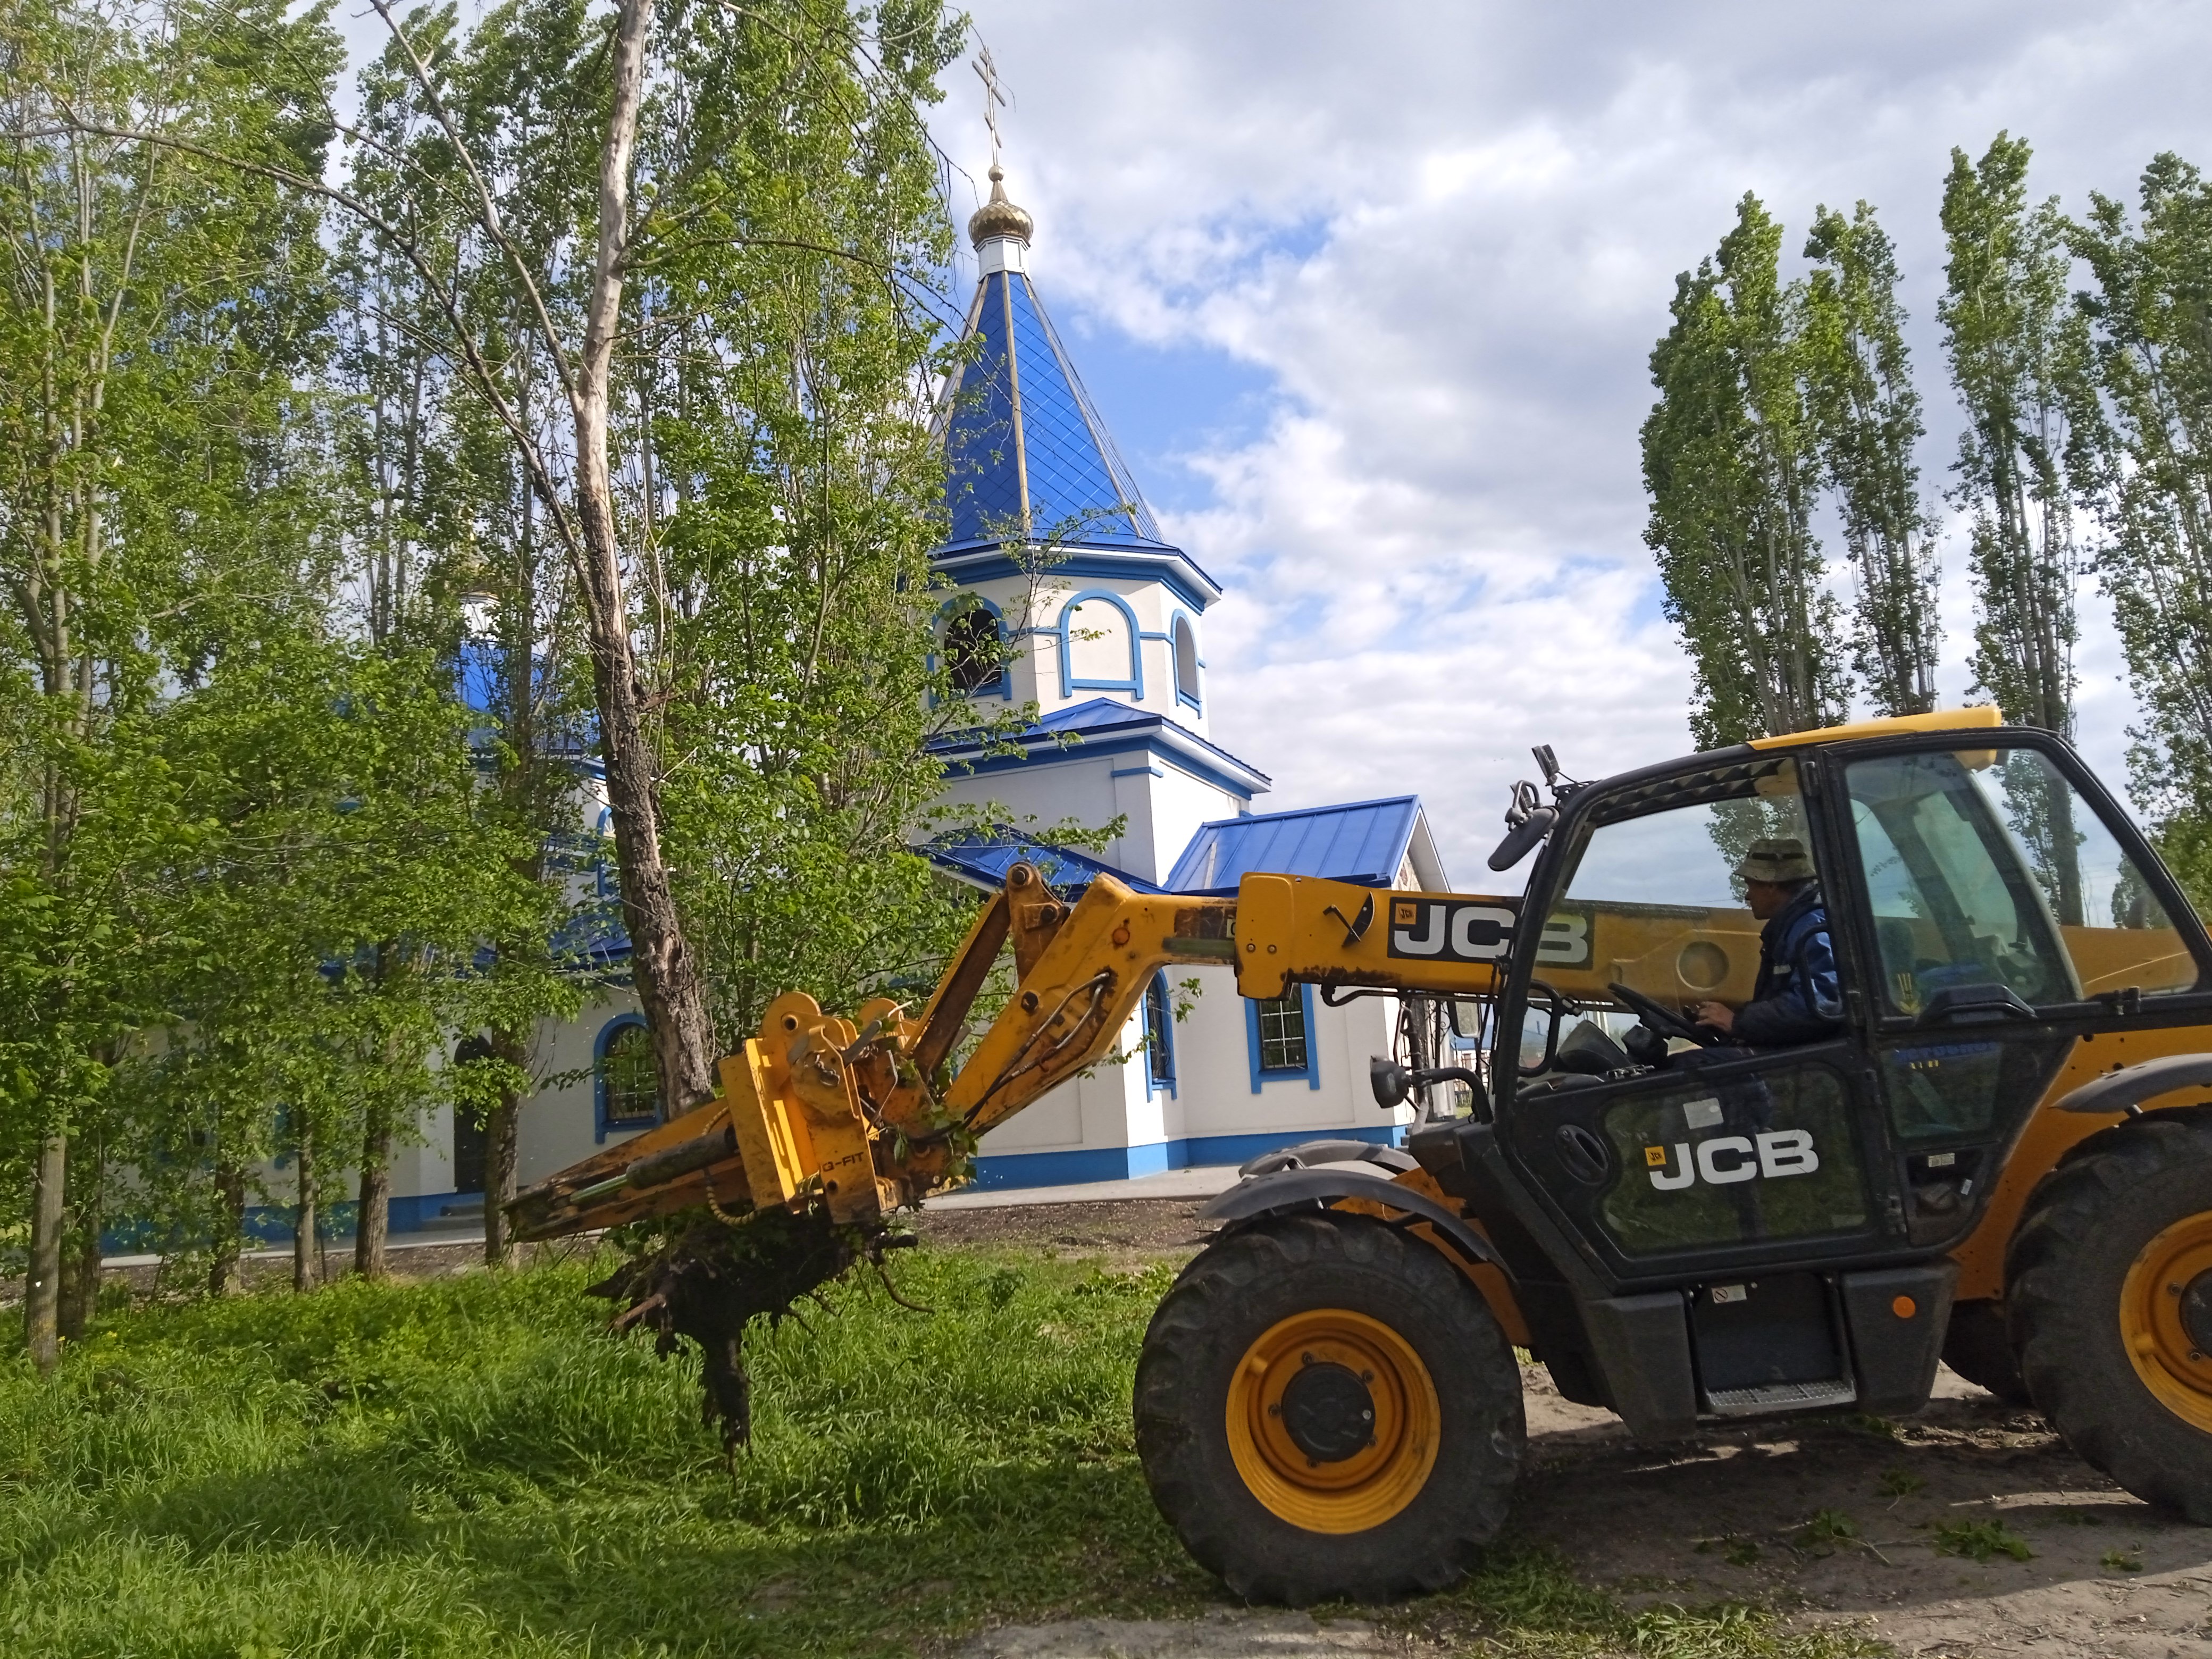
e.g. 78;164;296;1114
293;1118;316;1293
208;1161;246;1297
356;1106;391;1279
484;1026;526;1268
568;0;719;1121
58;1141;102;1340
24;1132;65;1372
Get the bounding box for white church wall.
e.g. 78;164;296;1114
935;754;1126;860
967;967;1413;1188
514;990;632;1185
1166;970;1411;1147
1135;763;1246;883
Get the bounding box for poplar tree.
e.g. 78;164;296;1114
645;0;974;1037
337;0;602;1267
1643;192;1849;749
0;0;340;1361
2067;153;2212;904
1803;202;1942;716
1938;134;2083;738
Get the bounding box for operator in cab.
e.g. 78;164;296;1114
1692;839;1843;1047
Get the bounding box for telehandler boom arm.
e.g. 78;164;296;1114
507;861;1512;1241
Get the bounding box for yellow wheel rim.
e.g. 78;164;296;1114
1224;1307;1441;1535
2121;1210;2212;1435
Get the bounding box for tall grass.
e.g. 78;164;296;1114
0;1251;1201;1656
0;1248;1887;1657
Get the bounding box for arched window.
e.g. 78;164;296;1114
1171;614;1201;710
595;1018;660;1141
1059;591;1141;697
943;604;1006;697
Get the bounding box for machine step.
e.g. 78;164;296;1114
1703;1377;1857;1416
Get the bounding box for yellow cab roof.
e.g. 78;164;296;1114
1747;705;2004;752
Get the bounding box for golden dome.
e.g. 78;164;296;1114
967;165;1034;248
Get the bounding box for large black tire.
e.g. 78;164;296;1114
1133;1212;1524;1603
2007;1109;2212;1522
1941;1299;2032;1406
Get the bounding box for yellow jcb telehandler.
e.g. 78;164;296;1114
511;706;2212;1603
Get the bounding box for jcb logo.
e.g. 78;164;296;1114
1388;900;1515;962
1385;901;1592;967
1644;1130;1820;1190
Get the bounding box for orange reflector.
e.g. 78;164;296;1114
1891;1295;1917;1319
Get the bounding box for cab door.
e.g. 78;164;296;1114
1826;734;2212;1247
1492;752;1895;1285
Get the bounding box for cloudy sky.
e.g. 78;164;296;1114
927;0;2212;884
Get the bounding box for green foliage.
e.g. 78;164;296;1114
0;1251;1887;1658
334;0;983;1058
1795;1509;1857;1551
1931;1517;2033;1563
0;0;586;1290
1876;1466;1924;1498
0;0;350;1272
0;1251;1193;1654
1802;202;1942;716
1643;193;1850;748
642;0;978;1036
1938;133;2083;738
128;634;575;1276
2067;154;2212;909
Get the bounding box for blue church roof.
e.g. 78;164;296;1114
928;697;1271;799
925;827;1167;896
941;266;1170;551
1166;797;1425;896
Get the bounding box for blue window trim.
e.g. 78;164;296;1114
594;1013;659;1142
931;596;1011;703
1245;984;1321;1093
1168;608;1203;713
1143;970;1176;1099
1057;589;1143;699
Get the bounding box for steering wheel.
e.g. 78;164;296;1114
1608;981;1719;1047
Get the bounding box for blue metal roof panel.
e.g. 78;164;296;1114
927;698;1271;792
1166;797;1422;895
938;265;1167;551
942;274;1026;543
925;829;1164;896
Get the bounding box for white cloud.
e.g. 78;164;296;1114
945;0;2212;880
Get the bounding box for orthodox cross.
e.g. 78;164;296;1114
973;47;1008;169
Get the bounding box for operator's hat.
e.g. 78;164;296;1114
1737;838;1815;884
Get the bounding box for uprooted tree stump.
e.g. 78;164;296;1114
589;1203;913;1455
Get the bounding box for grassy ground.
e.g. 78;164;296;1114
0;1245;1884;1658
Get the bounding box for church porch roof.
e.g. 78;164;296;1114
1166;797;1444;896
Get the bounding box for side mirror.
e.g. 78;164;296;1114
1487;805;1555;872
1370;1057;1411;1108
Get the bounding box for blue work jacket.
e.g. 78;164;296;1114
1733;884;1845;1046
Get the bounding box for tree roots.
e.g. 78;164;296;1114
588;1203;910;1456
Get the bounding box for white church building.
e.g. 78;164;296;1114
356;166;1448;1233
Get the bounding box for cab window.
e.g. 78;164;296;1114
1544;756;1812;1018
1844;748;2198;1013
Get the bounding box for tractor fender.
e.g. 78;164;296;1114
2053;1053;2212;1116
1200;1165;1511;1278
